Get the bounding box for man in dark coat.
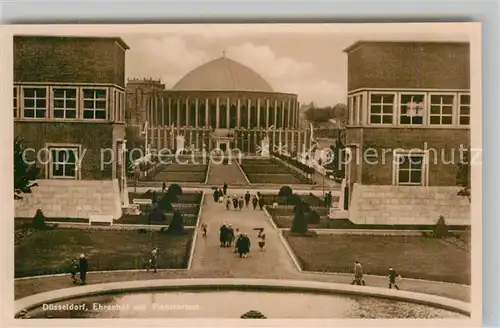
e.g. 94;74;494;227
225;224;235;247
236;233;251;258
219;224;227;247
244;191;251;207
223;183;228;196
213;188;220;202
258;197;265;210
232;196;239;210
252;196;258;210
79;253;89;285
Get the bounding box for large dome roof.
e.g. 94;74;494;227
172;56;274;92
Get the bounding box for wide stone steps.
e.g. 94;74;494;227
205;158;250;186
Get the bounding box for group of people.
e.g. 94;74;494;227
69;253;89;285
213;183;265;211
351;260;402;290
217;223;266;258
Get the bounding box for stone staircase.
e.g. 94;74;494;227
15;179;122;219
205;157;250;186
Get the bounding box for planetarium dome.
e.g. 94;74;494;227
172;56;274;92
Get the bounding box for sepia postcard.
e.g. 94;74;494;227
1;22;482;327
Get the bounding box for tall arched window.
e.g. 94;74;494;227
179;101;187;126
219;104;227;128
209;102;217;128
199;102;206;127
240;104;248;128
171;101;178;126
189;102;197;127
250;105;257;128
276;106;282;128
283;106;289;128
259;106;266;128
268;107;275;128
229;104;238;128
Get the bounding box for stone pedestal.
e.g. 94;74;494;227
261;137;270;158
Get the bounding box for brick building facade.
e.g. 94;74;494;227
14;35;129;219
336;41;471;226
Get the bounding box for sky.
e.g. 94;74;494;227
11;23;475;106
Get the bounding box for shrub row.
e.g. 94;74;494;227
271;152;316;175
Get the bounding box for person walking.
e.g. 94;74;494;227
258;197;264;211
388;266;401;290
258;229;266;251
201;223;208;238
223;183;228;196
232;196;239;210
236;232;251;258
351;261;366;286
244;191;251;207
213;188;220;203
219;223;228;247
226;224;235;247
78;253;89;285
148;247;159;273
218;188;224;202
226;197;231;210
252;195;258;210
238;197;244;210
233;228;241;253
69;258;79;284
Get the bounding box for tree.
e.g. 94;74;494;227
290;201;308;234
304;103;347;124
434;215;450;238
327;129;346;182
456;149;471;200
32;209;47;229
278;186;293;198
167;210;184;235
167;184;183;202
14;136;40;200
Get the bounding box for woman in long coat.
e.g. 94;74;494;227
236;233;251;258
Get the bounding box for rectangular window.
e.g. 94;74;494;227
49;147;78;179
352;96;358;125
395;153;426;186
82;88;107;120
400;94;425;125
429;94;454;125
13;86;18;118
53;88;77;119
459;94;470;126
370;93;394;124
347;96;353;125
23;87;47;118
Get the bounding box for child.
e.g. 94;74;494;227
258;229;266;251
148;247;159;273
201;223;208;237
69;259;79;284
388;266;401;290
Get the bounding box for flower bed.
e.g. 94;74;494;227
272;152;315;175
259;194;324;207
246;174;310;185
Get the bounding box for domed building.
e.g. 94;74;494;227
126;53;312;155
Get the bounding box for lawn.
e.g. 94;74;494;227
117;213;198;226
15;228;194;277
240;158;313;185
146;163;208;183
129;191;203;204
285;233;471;285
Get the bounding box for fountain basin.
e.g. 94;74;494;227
16;278;470;319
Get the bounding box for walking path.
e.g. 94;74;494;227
191;194;297;278
14;190;470;304
205;160;249;186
